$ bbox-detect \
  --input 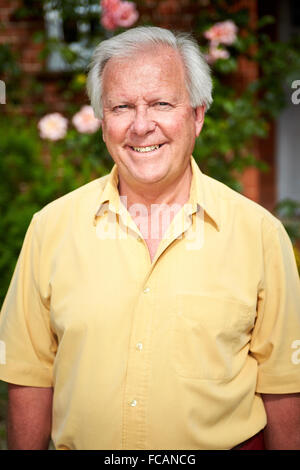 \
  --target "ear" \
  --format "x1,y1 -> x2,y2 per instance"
194,105 -> 206,137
